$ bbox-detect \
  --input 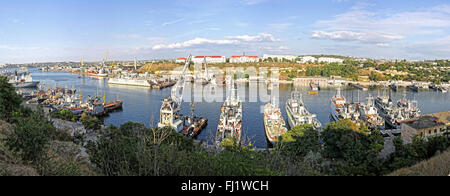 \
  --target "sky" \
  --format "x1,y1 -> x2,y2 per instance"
1,0 -> 450,63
